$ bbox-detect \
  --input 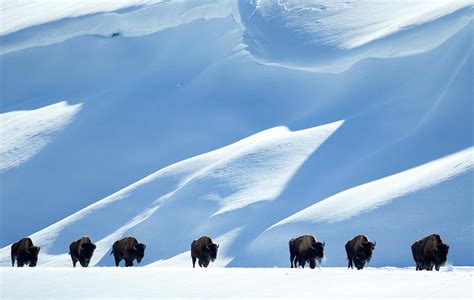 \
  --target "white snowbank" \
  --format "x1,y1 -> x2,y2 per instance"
0,101 -> 82,173
0,0 -> 162,36
243,0 -> 473,72
1,267 -> 472,299
269,146 -> 474,229
256,0 -> 472,49
0,0 -> 241,55
0,121 -> 343,267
